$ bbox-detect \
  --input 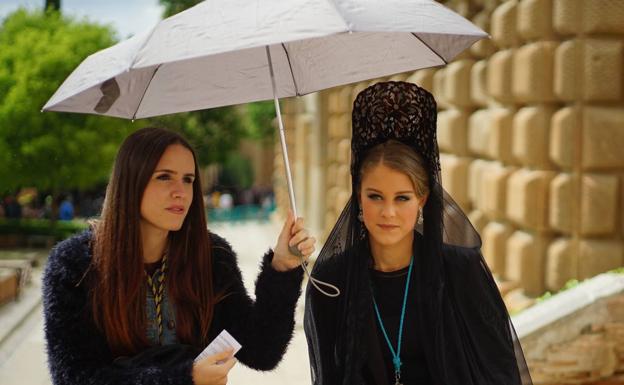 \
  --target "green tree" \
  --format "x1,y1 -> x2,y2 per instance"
45,0 -> 61,11
150,108 -> 248,165
244,101 -> 276,144
220,153 -> 254,190
0,9 -> 135,194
